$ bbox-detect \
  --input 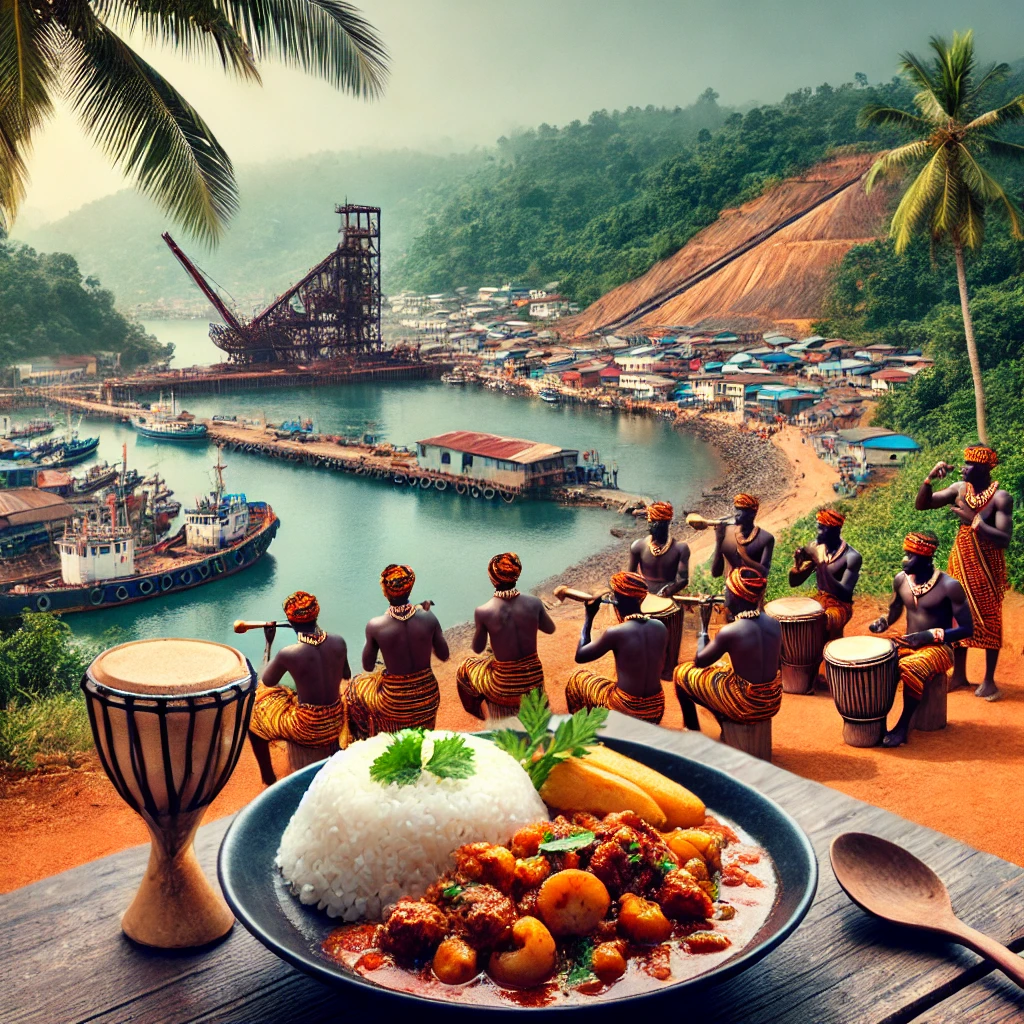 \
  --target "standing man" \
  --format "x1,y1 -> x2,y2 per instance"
456,552 -> 556,718
346,564 -> 449,739
915,445 -> 1013,699
565,571 -> 668,724
248,591 -> 350,786
711,493 -> 775,580
869,532 -> 974,747
789,508 -> 862,640
674,568 -> 783,728
628,500 -> 690,596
